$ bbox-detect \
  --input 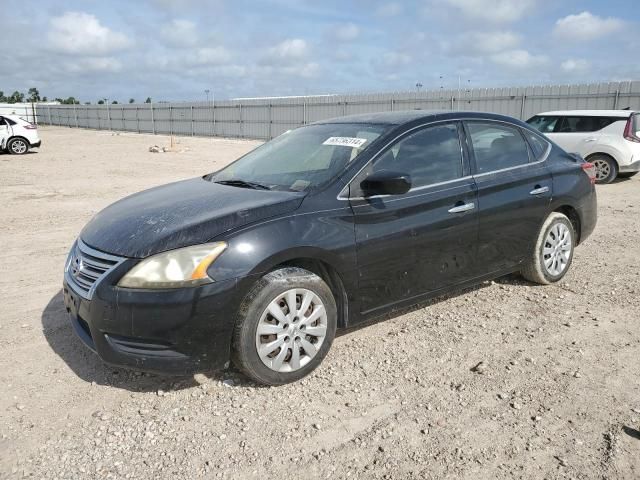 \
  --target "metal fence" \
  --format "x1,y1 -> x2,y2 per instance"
37,81 -> 640,140
1,103 -> 39,123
